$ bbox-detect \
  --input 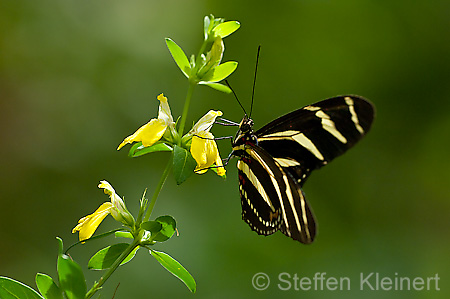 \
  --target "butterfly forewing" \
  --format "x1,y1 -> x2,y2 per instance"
256,96 -> 374,185
236,144 -> 316,244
